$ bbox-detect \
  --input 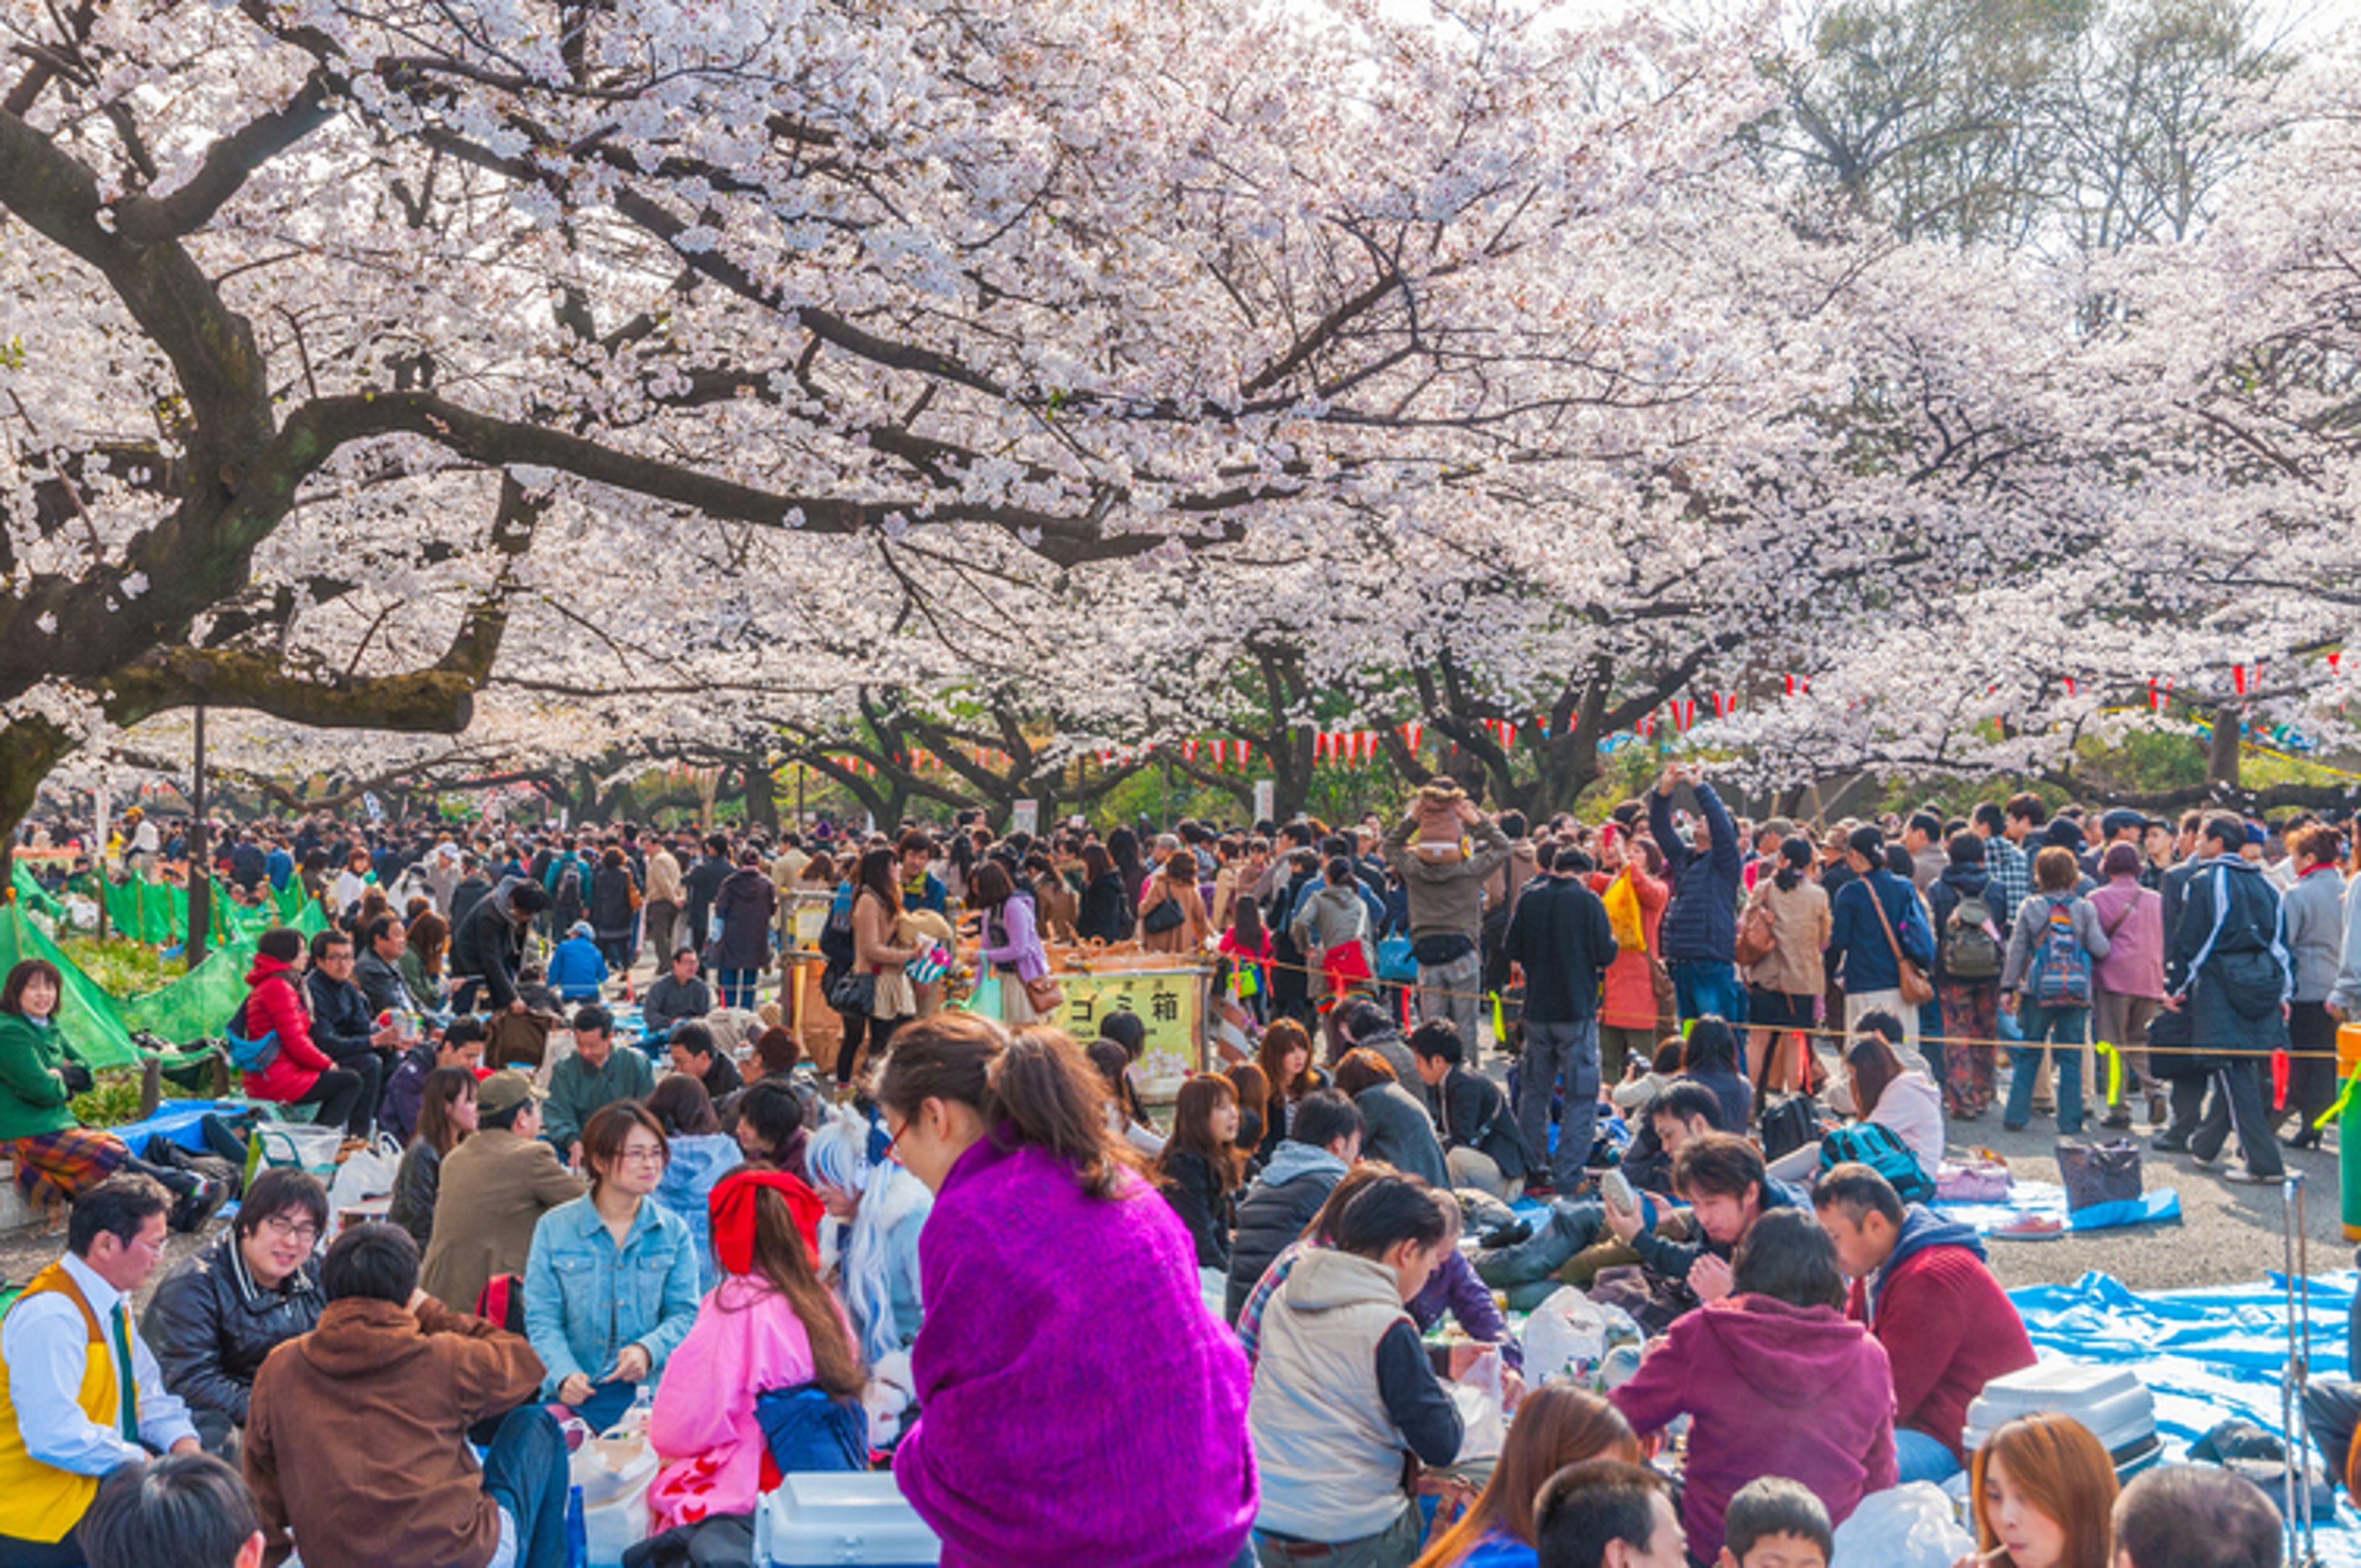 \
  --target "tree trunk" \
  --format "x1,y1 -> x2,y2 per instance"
2206,704 -> 2243,791
741,759 -> 780,832
0,717 -> 73,891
